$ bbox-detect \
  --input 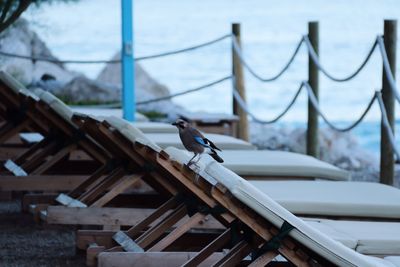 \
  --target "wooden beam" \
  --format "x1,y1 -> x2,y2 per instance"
78,166 -> 125,205
148,212 -> 206,252
31,143 -> 77,174
211,185 -> 311,267
211,240 -> 253,267
126,196 -> 179,237
97,252 -> 224,267
248,251 -> 279,267
45,206 -> 155,226
91,174 -> 143,207
181,228 -> 232,267
0,175 -> 86,191
136,204 -> 187,249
